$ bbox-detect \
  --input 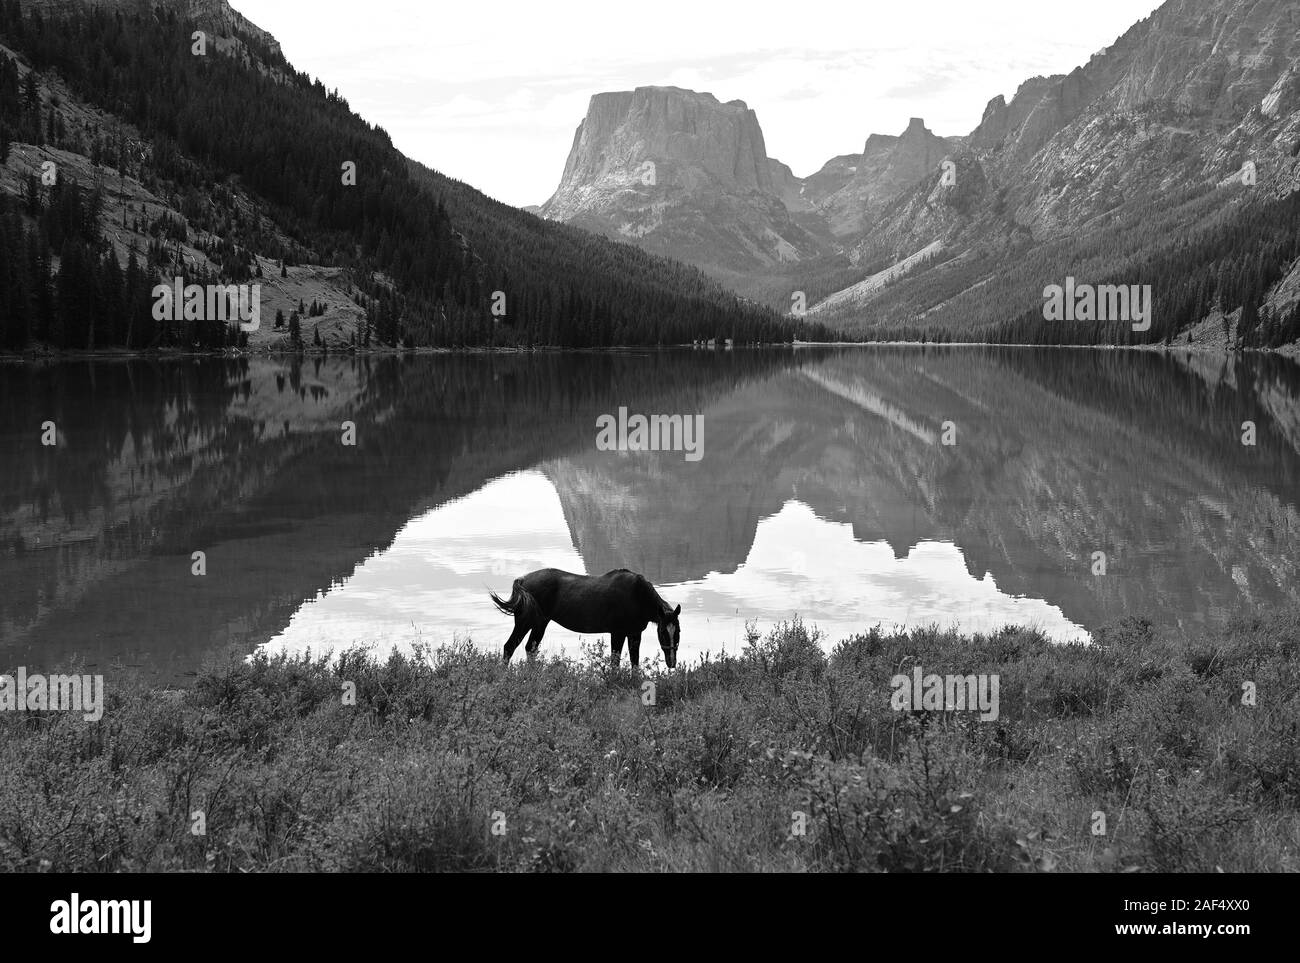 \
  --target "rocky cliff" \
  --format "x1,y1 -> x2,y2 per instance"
808,118 -> 958,238
540,86 -> 836,279
545,87 -> 774,206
